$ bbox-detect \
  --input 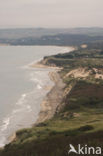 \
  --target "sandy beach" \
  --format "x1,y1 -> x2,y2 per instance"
35,70 -> 65,124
